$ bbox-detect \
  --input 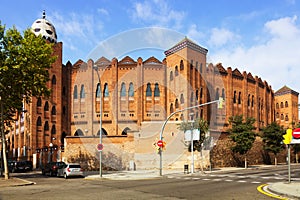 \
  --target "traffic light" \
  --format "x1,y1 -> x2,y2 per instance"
283,128 -> 292,144
218,97 -> 224,109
